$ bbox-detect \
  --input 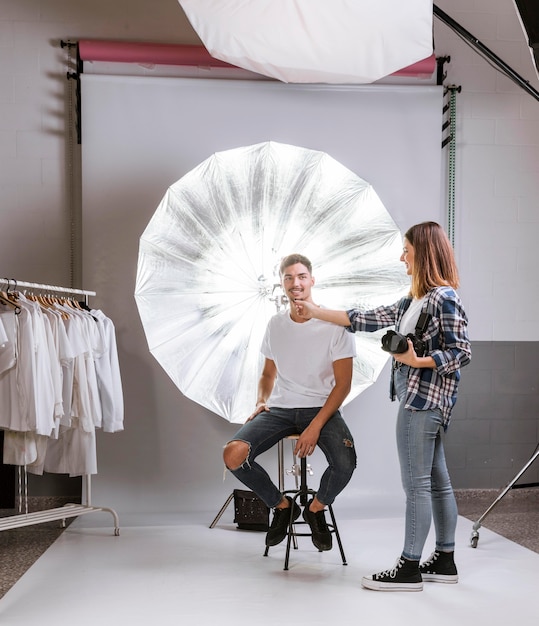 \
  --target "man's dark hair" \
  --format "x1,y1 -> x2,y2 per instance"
279,254 -> 312,276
